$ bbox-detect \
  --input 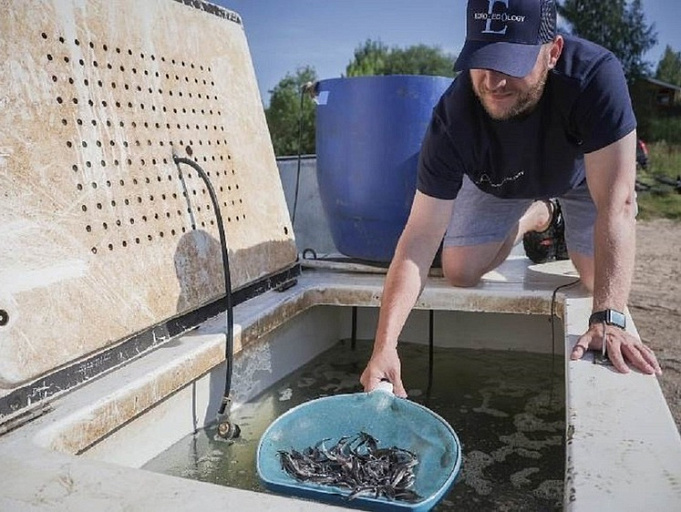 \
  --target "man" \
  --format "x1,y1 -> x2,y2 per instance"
360,0 -> 661,398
